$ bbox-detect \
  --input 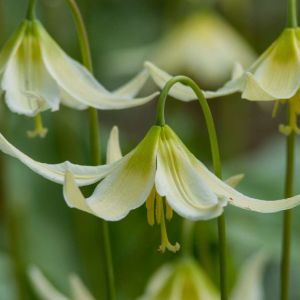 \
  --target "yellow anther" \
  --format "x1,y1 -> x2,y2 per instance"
165,201 -> 173,221
146,188 -> 156,226
155,193 -> 163,225
158,197 -> 180,253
